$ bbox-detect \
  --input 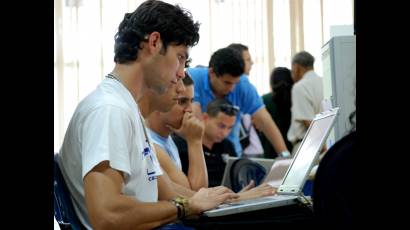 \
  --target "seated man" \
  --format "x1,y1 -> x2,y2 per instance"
145,87 -> 275,201
145,74 -> 208,191
57,1 -> 237,229
173,98 -> 238,187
